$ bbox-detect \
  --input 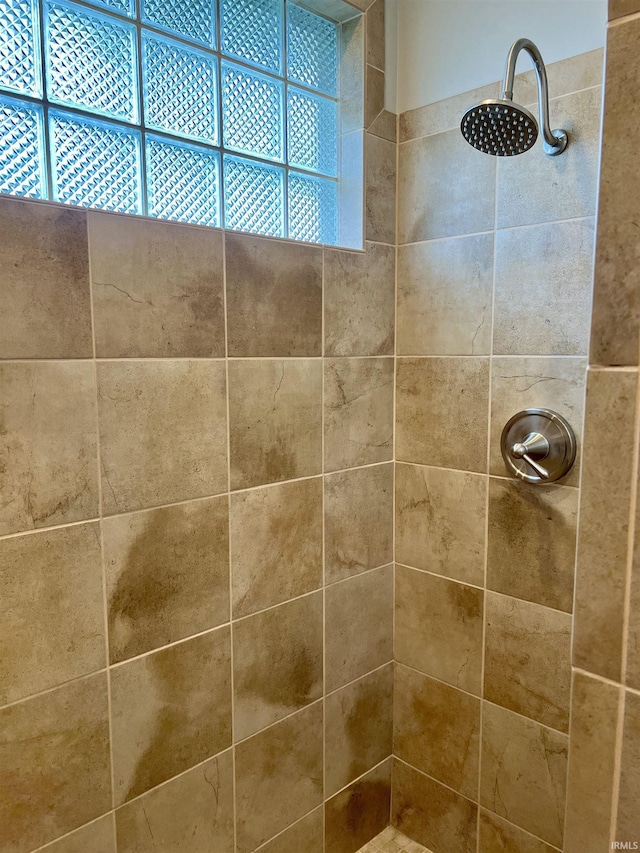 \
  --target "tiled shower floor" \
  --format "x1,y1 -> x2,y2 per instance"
357,826 -> 432,853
